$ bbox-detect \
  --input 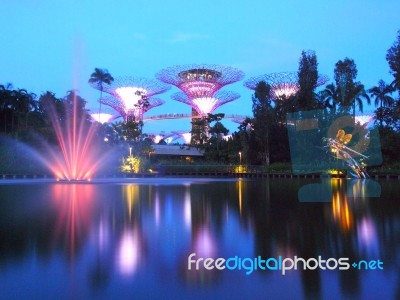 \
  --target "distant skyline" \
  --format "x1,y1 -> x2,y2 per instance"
1,0 -> 399,134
